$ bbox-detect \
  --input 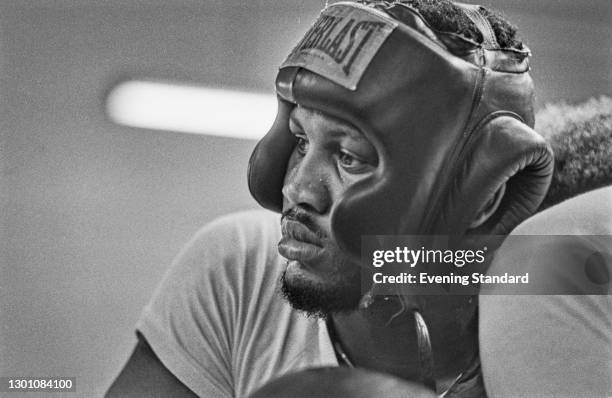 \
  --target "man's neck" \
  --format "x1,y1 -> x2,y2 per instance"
329,296 -> 479,390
